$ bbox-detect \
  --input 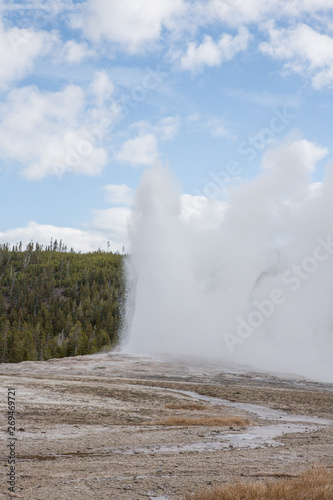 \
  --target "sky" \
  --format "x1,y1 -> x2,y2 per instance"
0,0 -> 333,252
